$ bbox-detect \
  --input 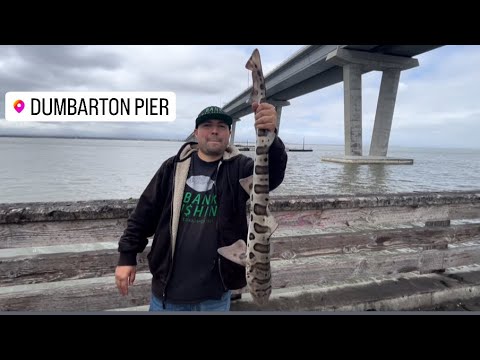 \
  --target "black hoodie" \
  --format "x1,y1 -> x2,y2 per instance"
118,136 -> 288,301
